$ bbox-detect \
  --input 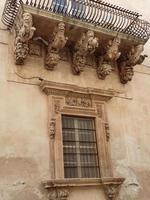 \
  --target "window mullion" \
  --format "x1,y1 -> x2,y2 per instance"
74,118 -> 82,178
